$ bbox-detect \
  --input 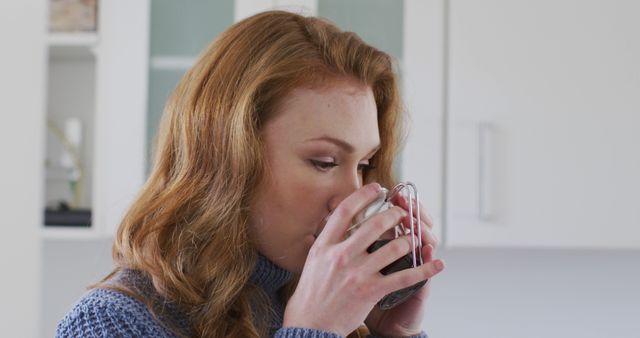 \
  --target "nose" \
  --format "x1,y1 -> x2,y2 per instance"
327,168 -> 363,212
